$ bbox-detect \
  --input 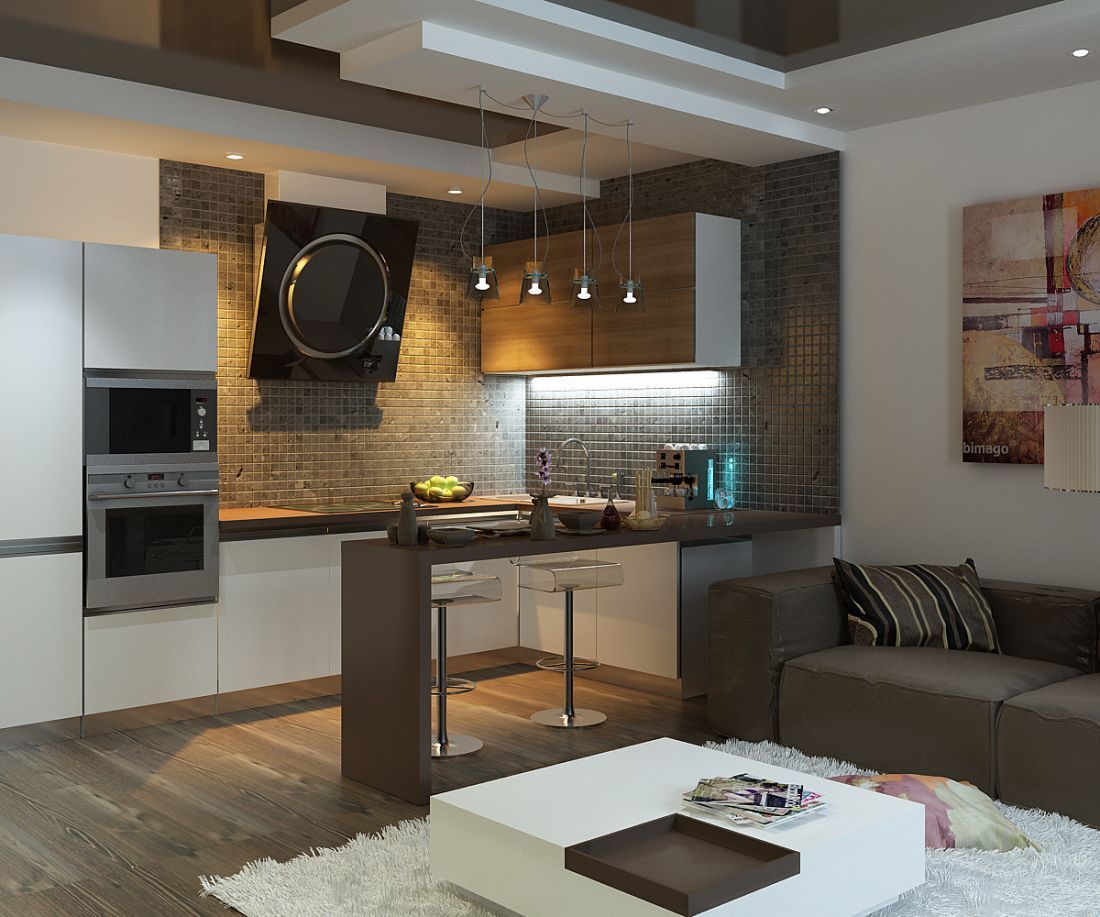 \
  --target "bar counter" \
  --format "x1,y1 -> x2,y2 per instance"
341,509 -> 840,805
